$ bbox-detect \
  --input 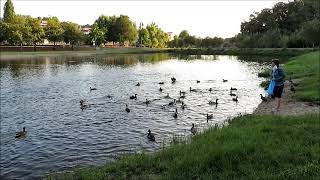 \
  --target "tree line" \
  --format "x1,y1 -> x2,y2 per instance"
0,0 -> 319,49
230,0 -> 320,48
